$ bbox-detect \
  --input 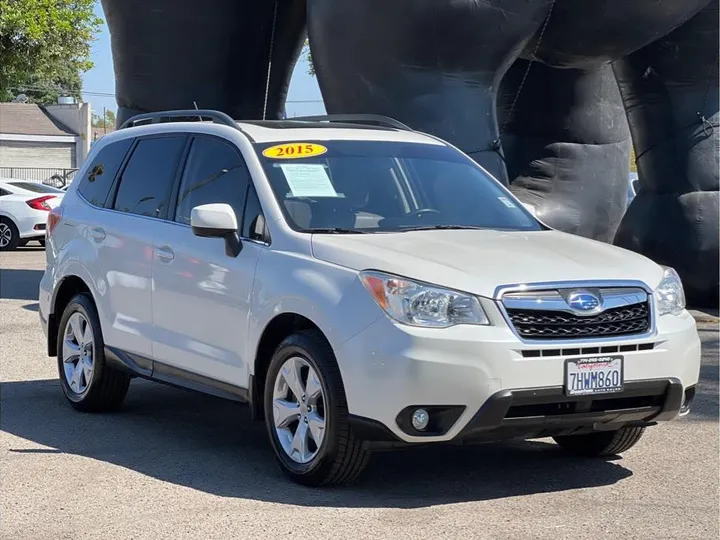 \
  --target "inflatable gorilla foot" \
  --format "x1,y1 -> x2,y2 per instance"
613,1 -> 719,307
308,0 -> 555,183
102,0 -> 307,126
